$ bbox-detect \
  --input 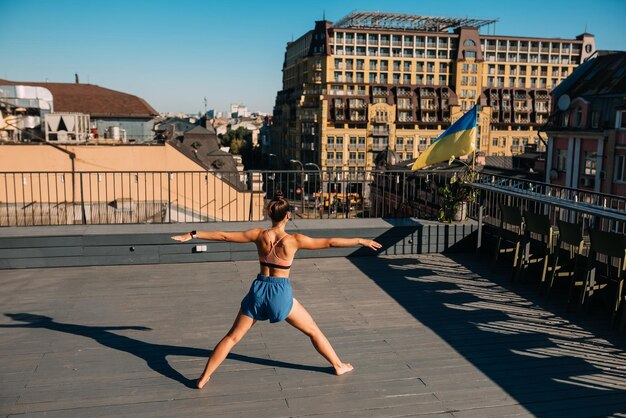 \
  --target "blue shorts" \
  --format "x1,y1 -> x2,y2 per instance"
241,275 -> 294,323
